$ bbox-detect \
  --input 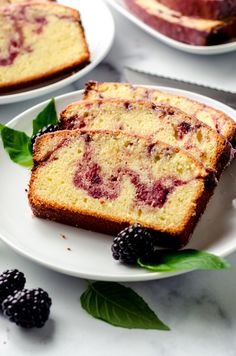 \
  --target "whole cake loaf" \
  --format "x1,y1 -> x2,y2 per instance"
158,0 -> 236,20
60,99 -> 230,176
84,81 -> 236,146
28,130 -> 215,248
0,2 -> 90,91
125,0 -> 236,45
